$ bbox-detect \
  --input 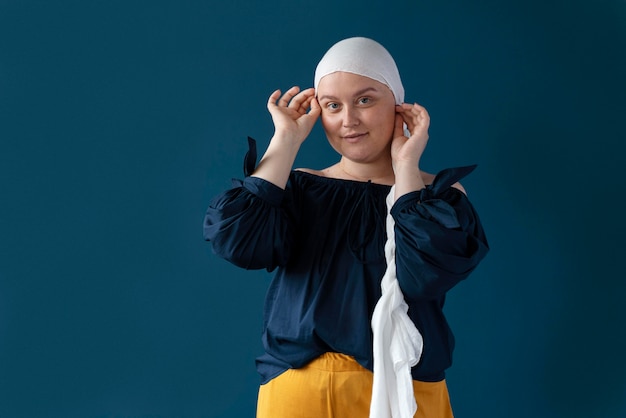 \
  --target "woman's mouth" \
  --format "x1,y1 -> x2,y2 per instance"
343,133 -> 367,143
